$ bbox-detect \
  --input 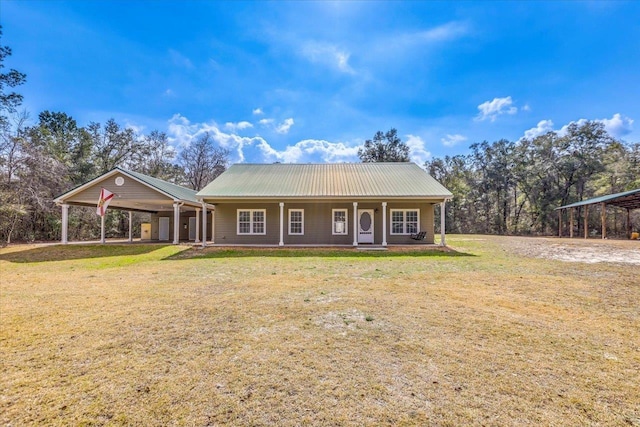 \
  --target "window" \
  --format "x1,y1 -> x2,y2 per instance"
288,209 -> 304,235
332,209 -> 348,235
237,209 -> 266,235
390,209 -> 420,235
